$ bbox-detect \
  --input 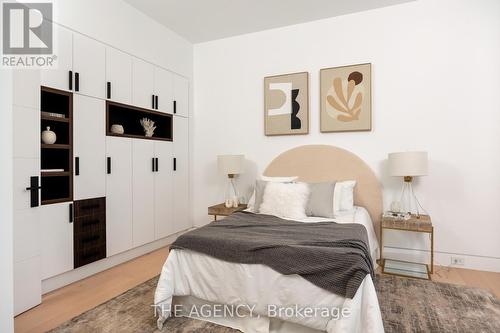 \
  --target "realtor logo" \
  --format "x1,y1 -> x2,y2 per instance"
3,2 -> 52,54
2,1 -> 55,67
3,2 -> 52,55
